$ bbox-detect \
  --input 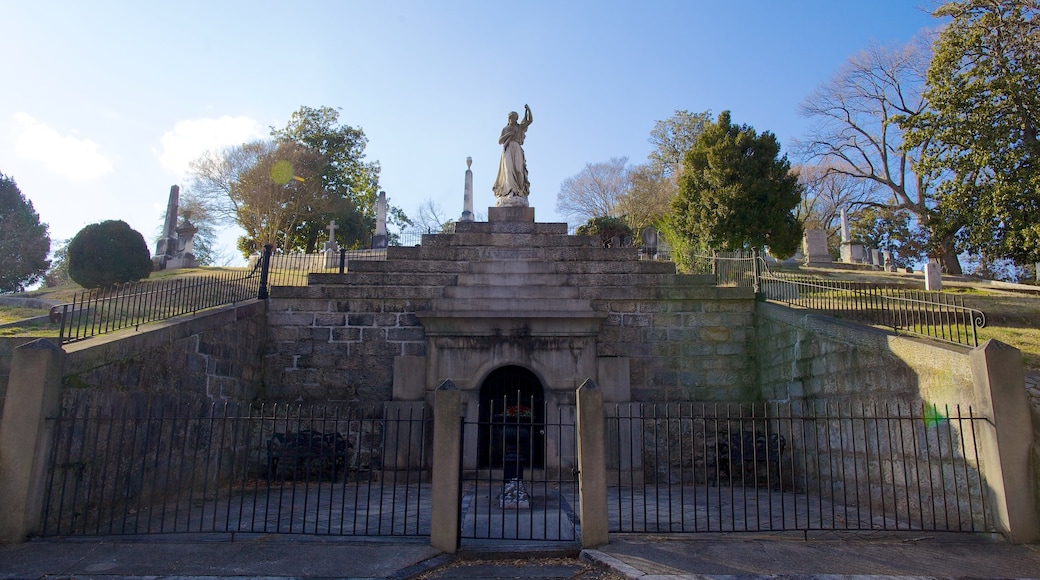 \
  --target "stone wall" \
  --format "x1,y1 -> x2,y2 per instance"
756,302 -> 975,408
264,290 -> 430,403
62,300 -> 267,405
595,291 -> 757,402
